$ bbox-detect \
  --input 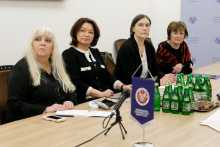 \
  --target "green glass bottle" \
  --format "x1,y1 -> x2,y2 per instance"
186,75 -> 191,87
176,74 -> 181,84
190,74 -> 194,89
182,86 -> 191,115
162,84 -> 171,113
201,76 -> 209,101
198,75 -> 203,89
177,83 -> 183,111
154,82 -> 161,111
180,73 -> 185,91
189,84 -> 194,113
207,75 -> 212,101
194,76 -> 201,102
171,85 -> 180,114
168,82 -> 173,100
